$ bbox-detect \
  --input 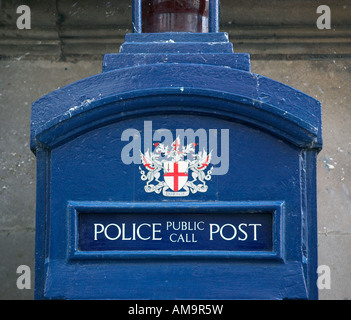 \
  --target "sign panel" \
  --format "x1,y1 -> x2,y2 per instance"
78,211 -> 273,252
